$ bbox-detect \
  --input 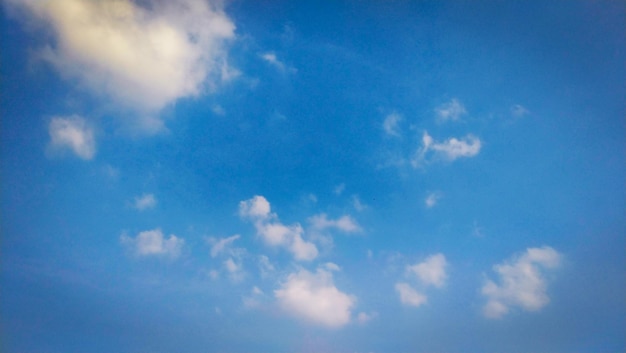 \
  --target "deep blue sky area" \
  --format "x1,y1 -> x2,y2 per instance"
1,1 -> 624,352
